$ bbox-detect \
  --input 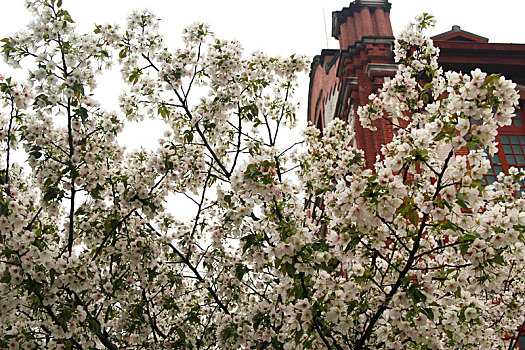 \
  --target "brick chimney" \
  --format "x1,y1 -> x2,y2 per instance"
332,0 -> 393,50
